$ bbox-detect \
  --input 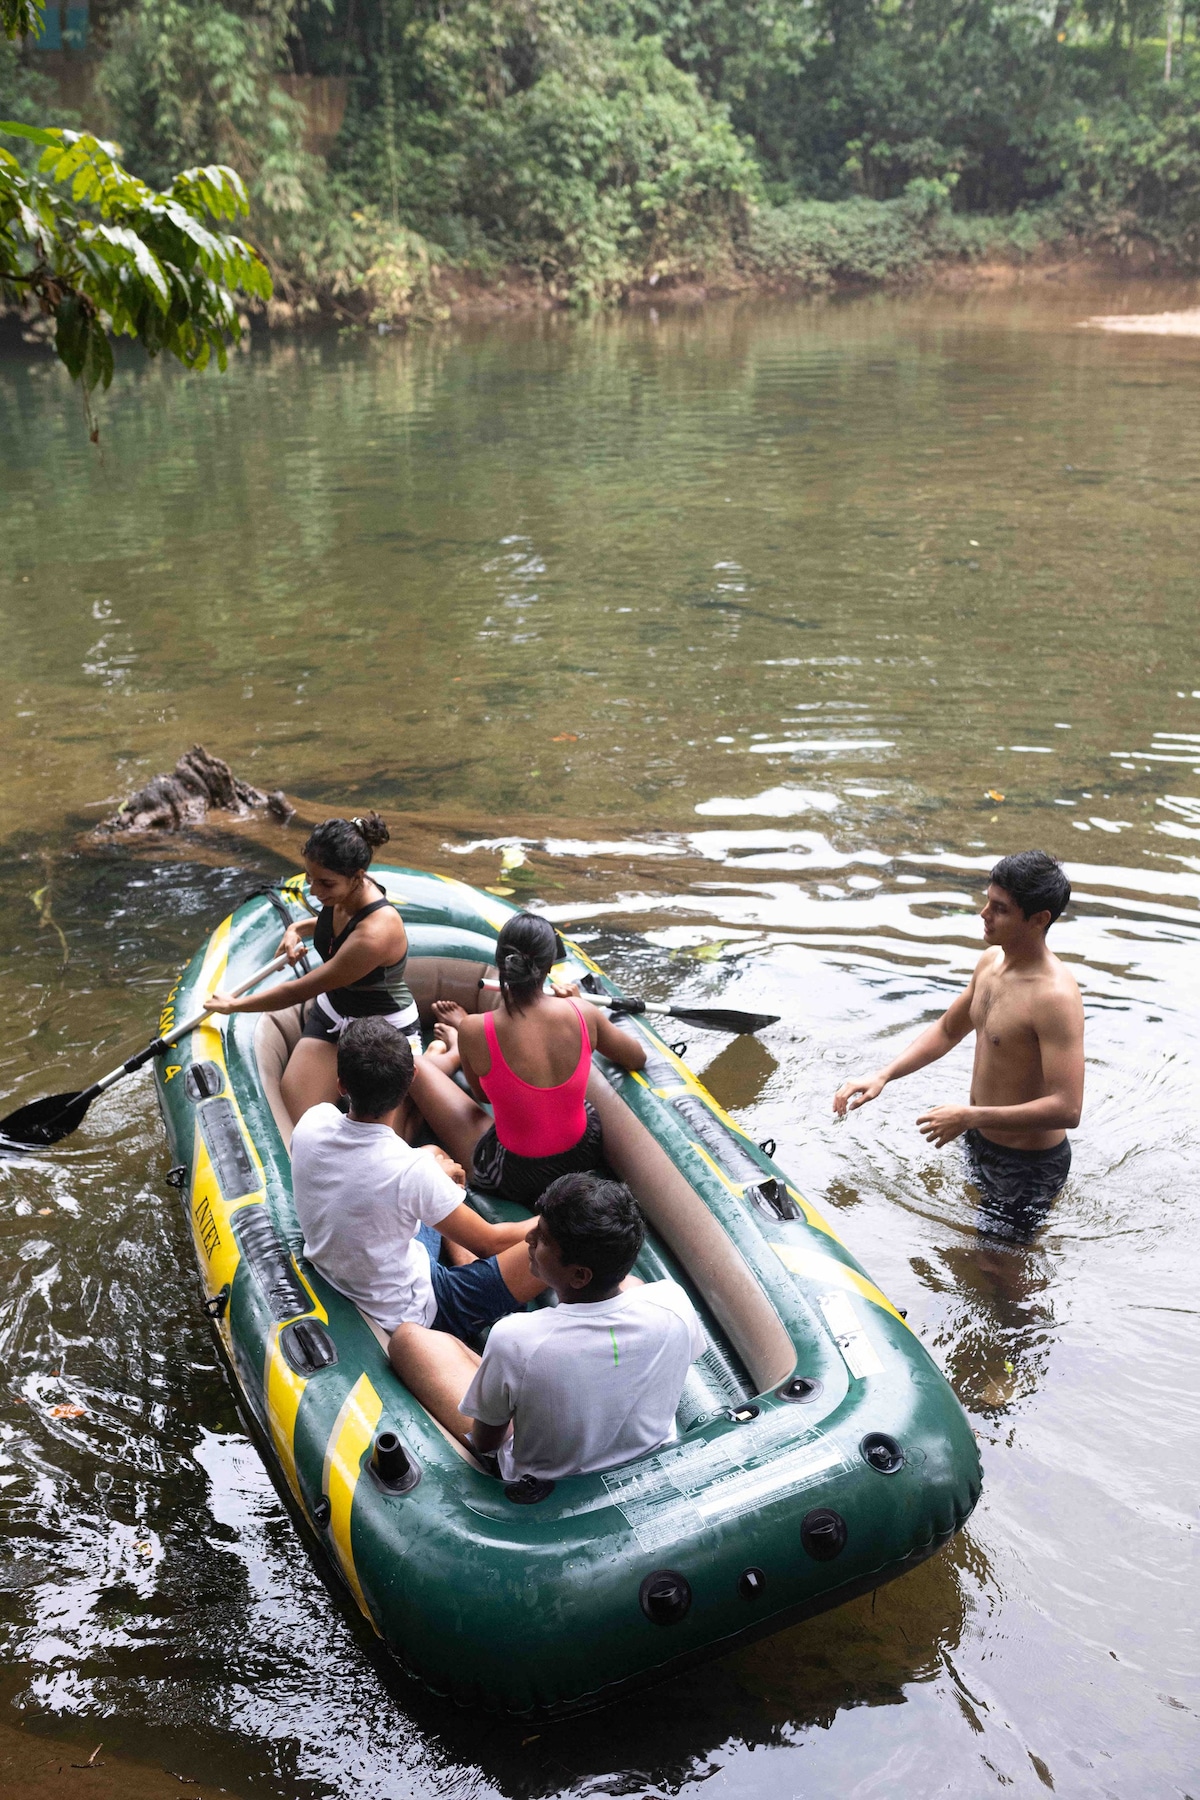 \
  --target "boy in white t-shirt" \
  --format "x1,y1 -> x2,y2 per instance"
292,1017 -> 546,1343
389,1172 -> 705,1481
